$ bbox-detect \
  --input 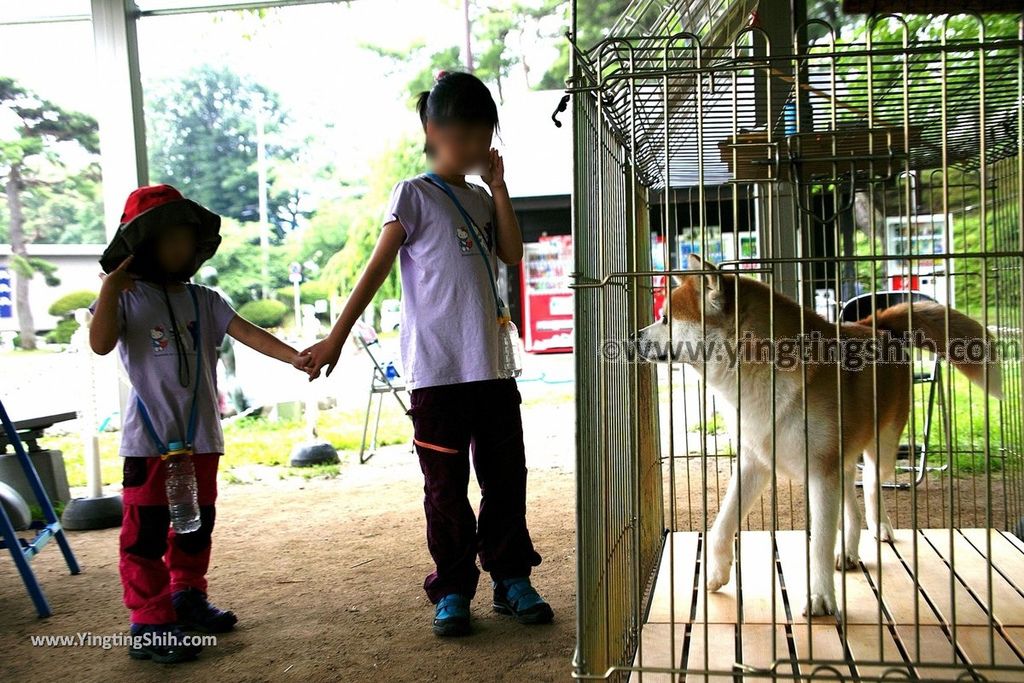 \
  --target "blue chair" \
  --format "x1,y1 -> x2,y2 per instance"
839,290 -> 951,489
0,398 -> 80,617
